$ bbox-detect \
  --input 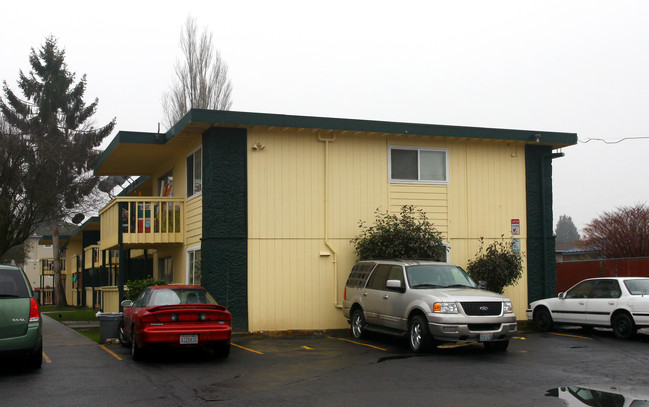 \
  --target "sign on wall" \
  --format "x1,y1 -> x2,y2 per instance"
511,219 -> 520,235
